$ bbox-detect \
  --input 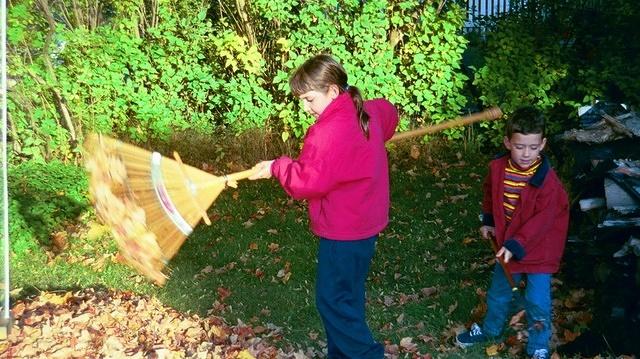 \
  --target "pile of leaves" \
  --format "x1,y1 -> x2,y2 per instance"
0,284 -> 613,359
0,288 -> 304,359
